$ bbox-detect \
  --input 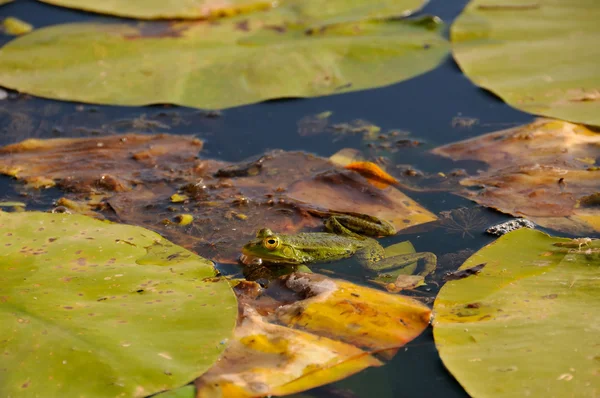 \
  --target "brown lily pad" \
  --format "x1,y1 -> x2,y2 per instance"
0,134 -> 436,263
432,119 -> 600,235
